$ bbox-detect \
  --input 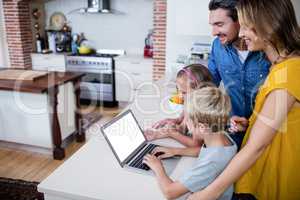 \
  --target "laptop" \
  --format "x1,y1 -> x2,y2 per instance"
101,109 -> 179,174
